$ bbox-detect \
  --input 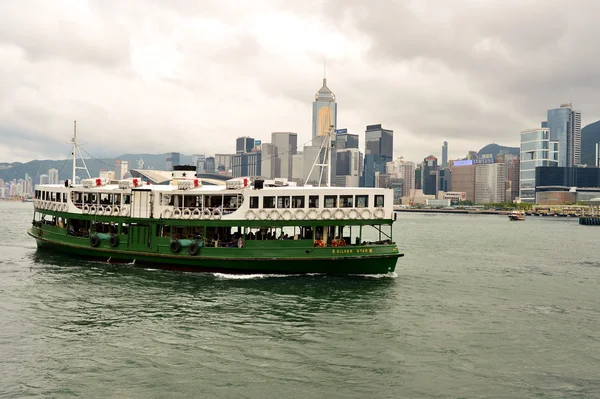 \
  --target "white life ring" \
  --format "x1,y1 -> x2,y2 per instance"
63,203 -> 68,212
321,209 -> 332,220
348,209 -> 359,219
121,207 -> 129,217
306,209 -> 318,220
90,205 -> 97,214
98,206 -> 105,215
269,209 -> 280,221
361,209 -> 372,219
334,208 -> 345,220
212,209 -> 222,220
202,209 -> 212,220
245,210 -> 256,220
258,209 -> 268,220
162,208 -> 172,219
83,204 -> 90,214
173,208 -> 182,219
112,206 -> 120,216
192,208 -> 201,219
183,208 -> 192,219
282,210 -> 292,221
105,206 -> 112,216
294,209 -> 305,220
49,202 -> 55,211
374,208 -> 385,219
